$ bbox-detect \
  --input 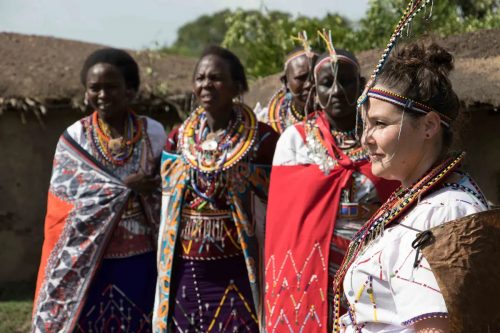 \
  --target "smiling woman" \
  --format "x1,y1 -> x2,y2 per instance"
153,45 -> 279,333
334,41 -> 490,333
32,48 -> 167,333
